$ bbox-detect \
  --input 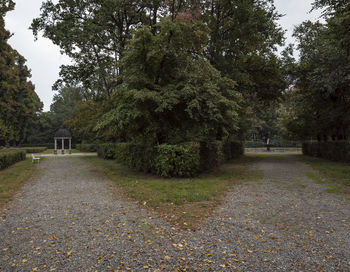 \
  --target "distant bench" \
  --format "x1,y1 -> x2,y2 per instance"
31,154 -> 40,163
